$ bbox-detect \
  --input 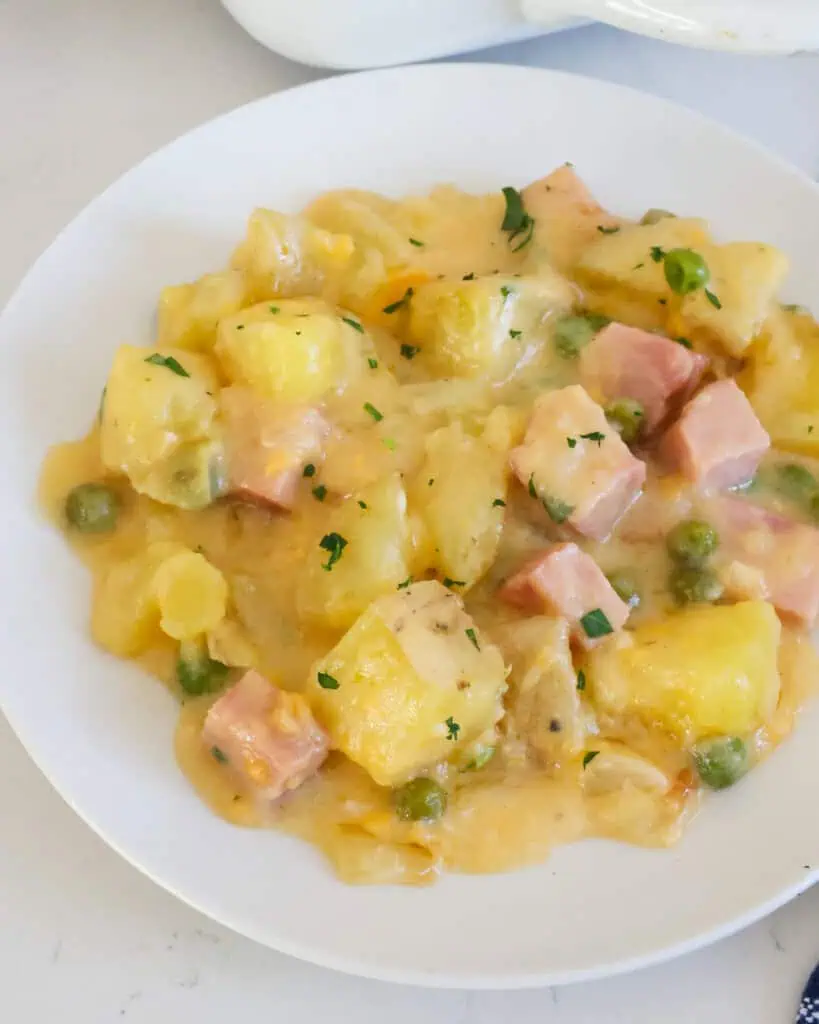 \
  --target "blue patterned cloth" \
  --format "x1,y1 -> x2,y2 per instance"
798,962 -> 819,1022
